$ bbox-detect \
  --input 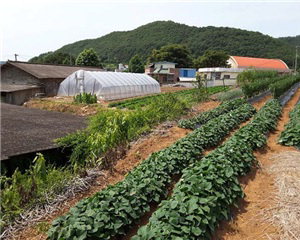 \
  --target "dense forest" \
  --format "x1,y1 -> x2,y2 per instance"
30,21 -> 297,67
279,35 -> 300,47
